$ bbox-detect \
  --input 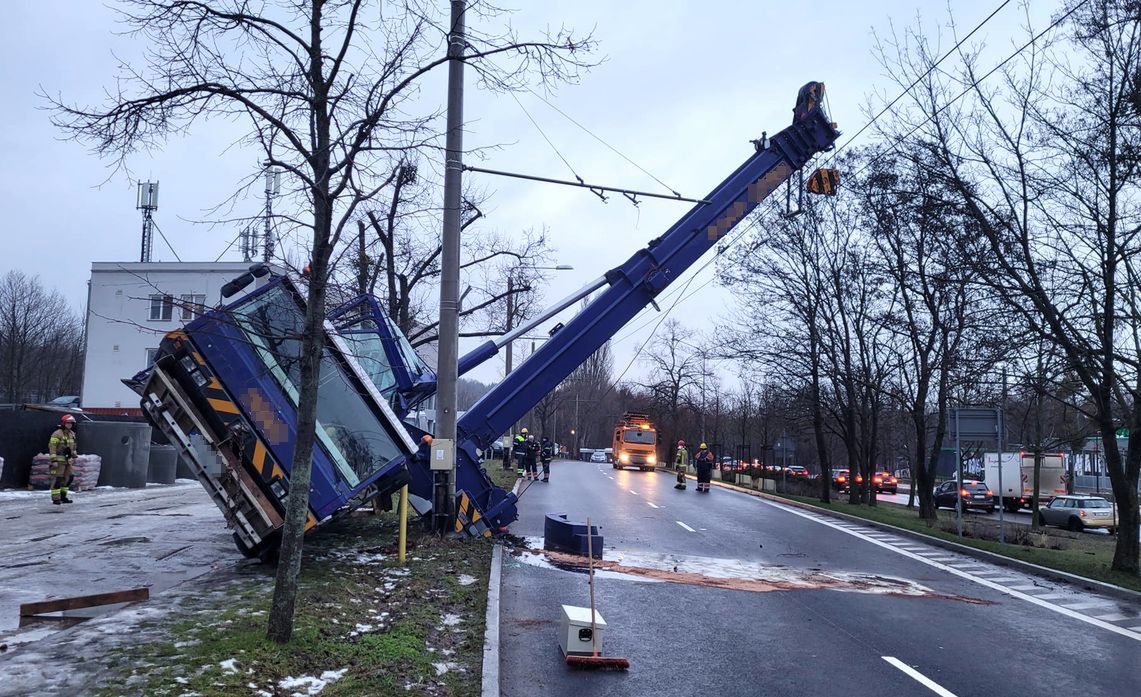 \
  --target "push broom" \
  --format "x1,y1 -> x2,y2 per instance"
565,517 -> 630,671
